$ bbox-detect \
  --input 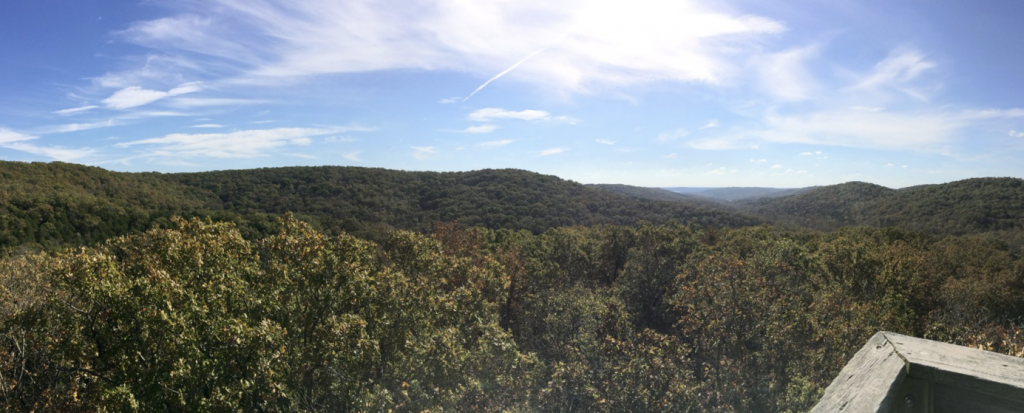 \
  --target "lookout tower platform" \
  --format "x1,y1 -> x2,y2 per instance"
811,331 -> 1024,412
